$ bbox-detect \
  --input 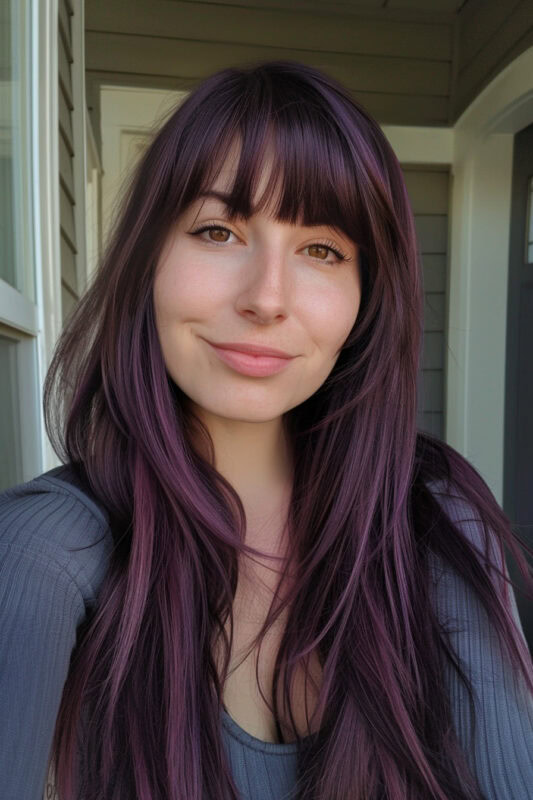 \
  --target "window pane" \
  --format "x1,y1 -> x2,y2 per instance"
0,333 -> 23,491
0,0 -> 35,301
